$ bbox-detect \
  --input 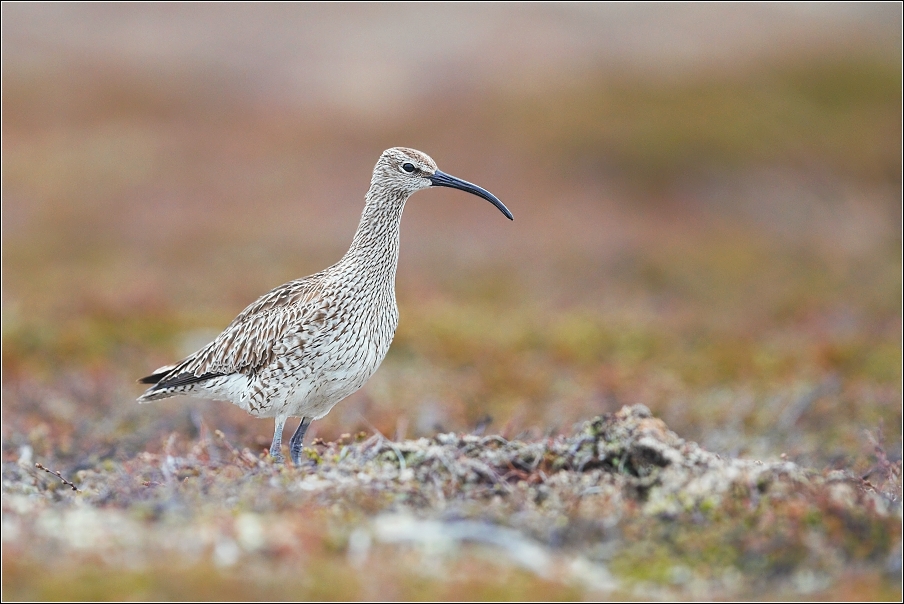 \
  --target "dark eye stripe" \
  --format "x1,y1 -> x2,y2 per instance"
402,162 -> 416,173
